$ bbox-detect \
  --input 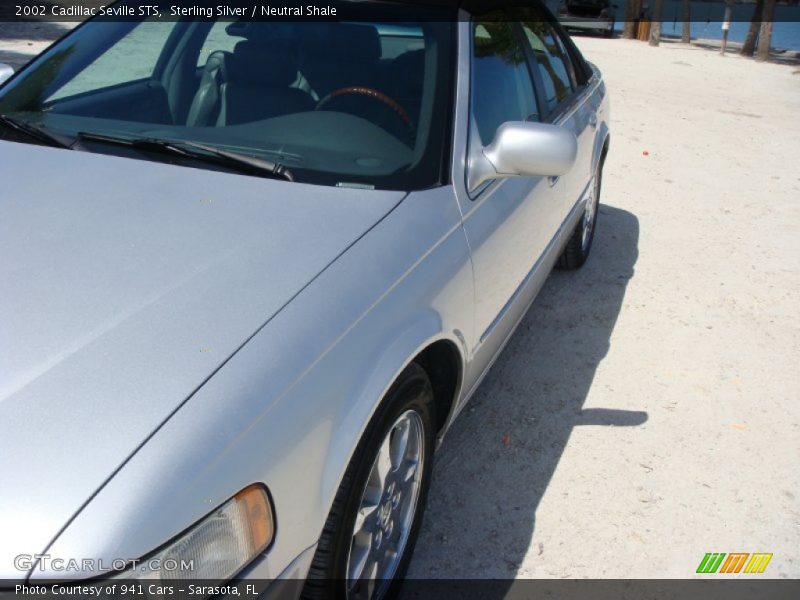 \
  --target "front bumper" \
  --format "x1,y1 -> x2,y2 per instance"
235,544 -> 317,600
